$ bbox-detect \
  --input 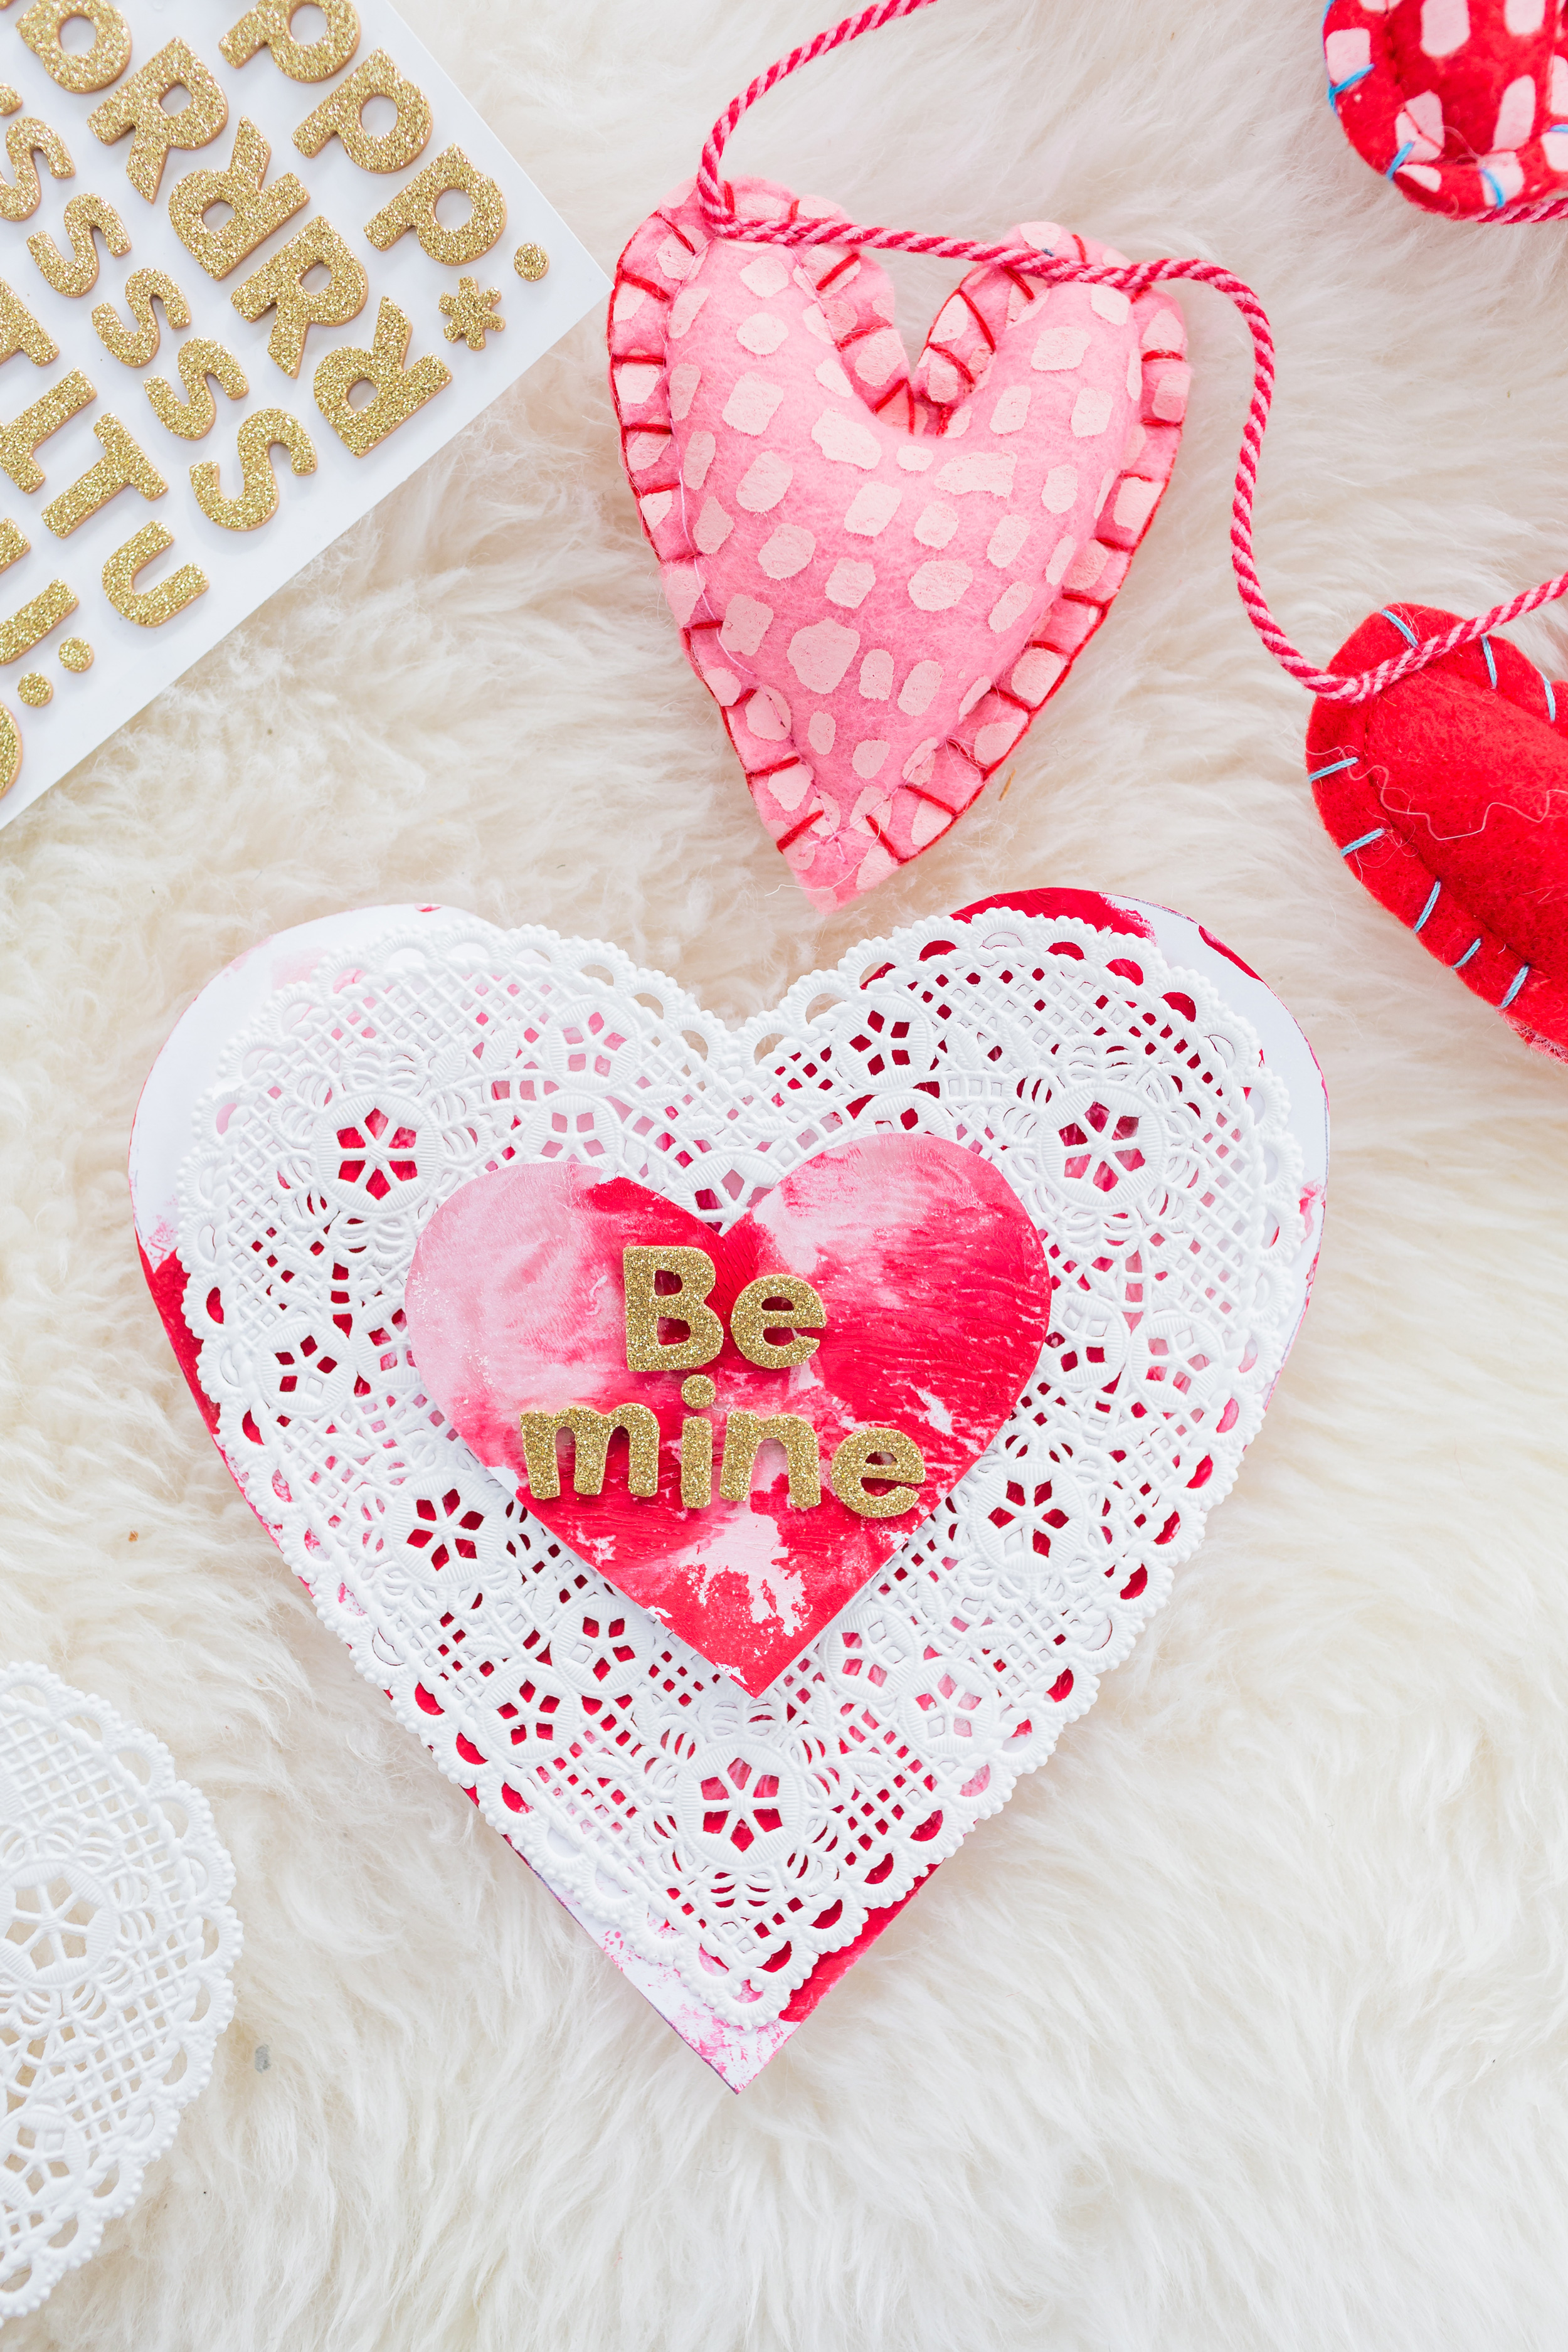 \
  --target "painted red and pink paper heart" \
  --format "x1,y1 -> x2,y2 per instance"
611,177 -> 1189,907
130,893 -> 1324,2085
404,1141 -> 1048,1693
